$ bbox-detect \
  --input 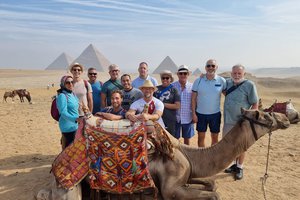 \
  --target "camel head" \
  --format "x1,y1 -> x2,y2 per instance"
241,108 -> 290,136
